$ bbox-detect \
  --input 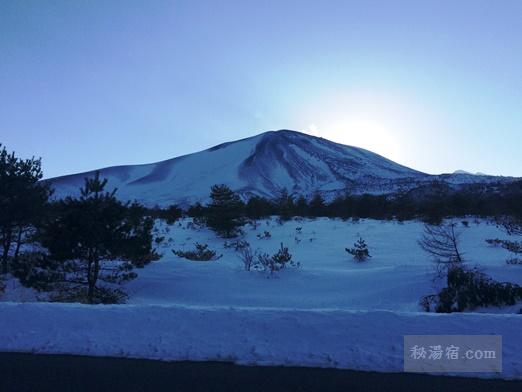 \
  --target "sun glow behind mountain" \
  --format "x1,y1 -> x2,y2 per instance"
293,90 -> 414,163
307,118 -> 400,161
